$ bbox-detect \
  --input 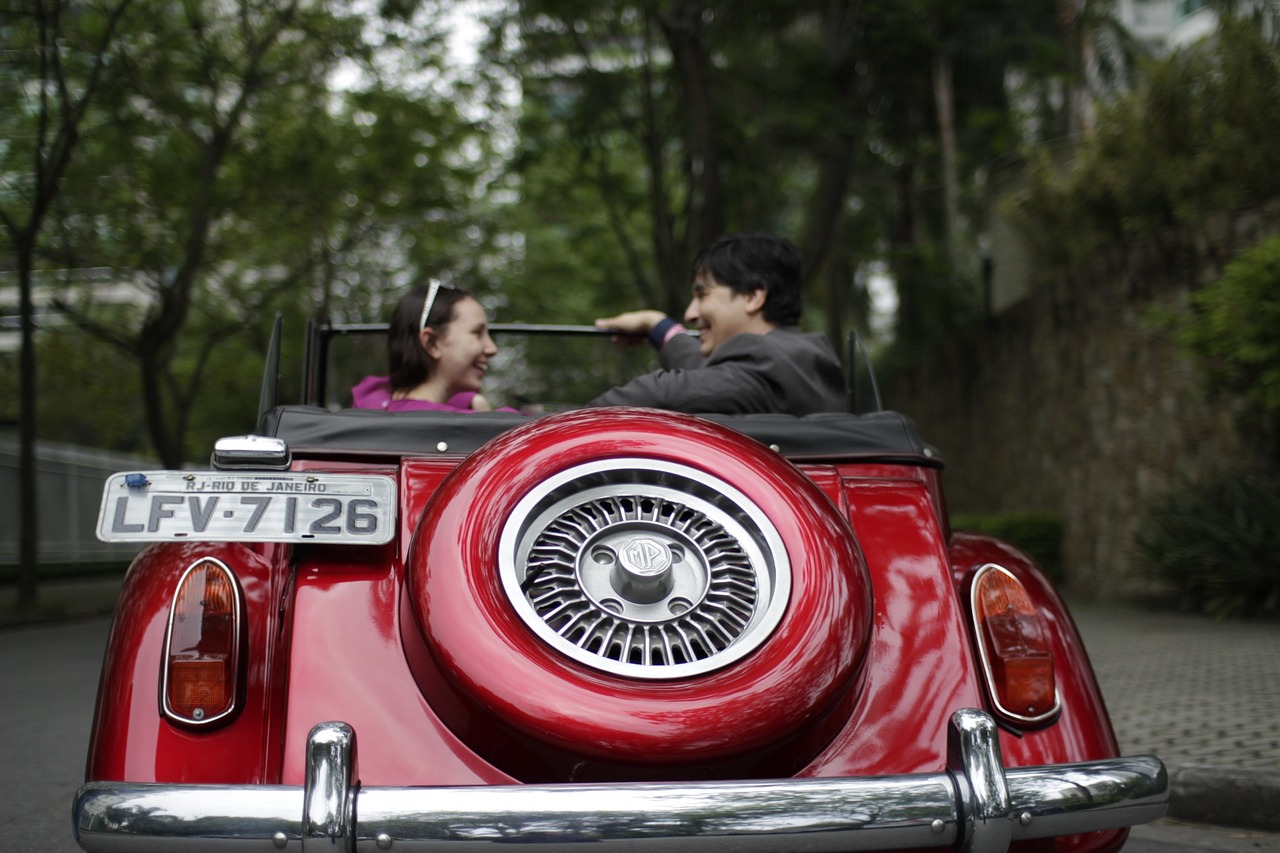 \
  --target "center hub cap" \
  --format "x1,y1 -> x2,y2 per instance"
612,536 -> 676,604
